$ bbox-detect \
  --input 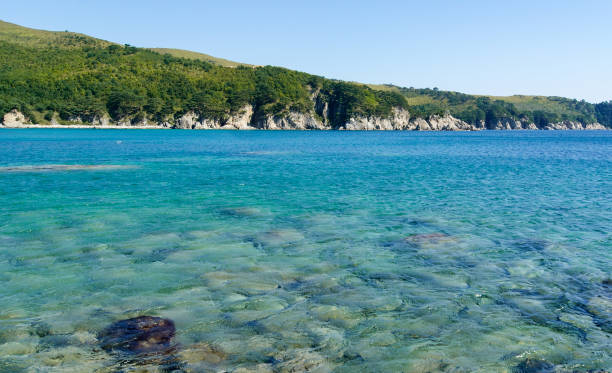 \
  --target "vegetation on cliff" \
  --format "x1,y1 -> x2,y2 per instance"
370,85 -> 612,128
0,20 -> 610,128
0,20 -> 407,127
